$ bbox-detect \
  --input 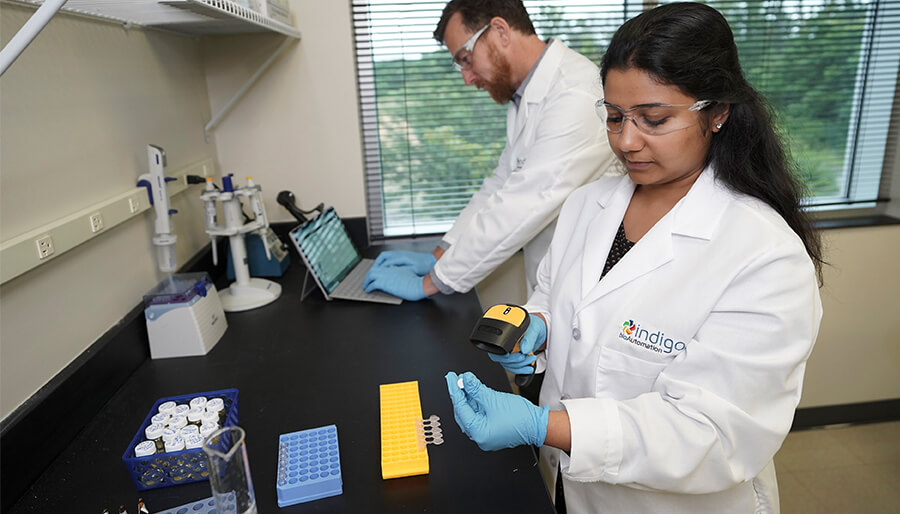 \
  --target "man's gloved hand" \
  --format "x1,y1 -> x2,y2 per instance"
373,250 -> 437,275
445,371 -> 549,451
488,314 -> 546,375
363,265 -> 427,301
